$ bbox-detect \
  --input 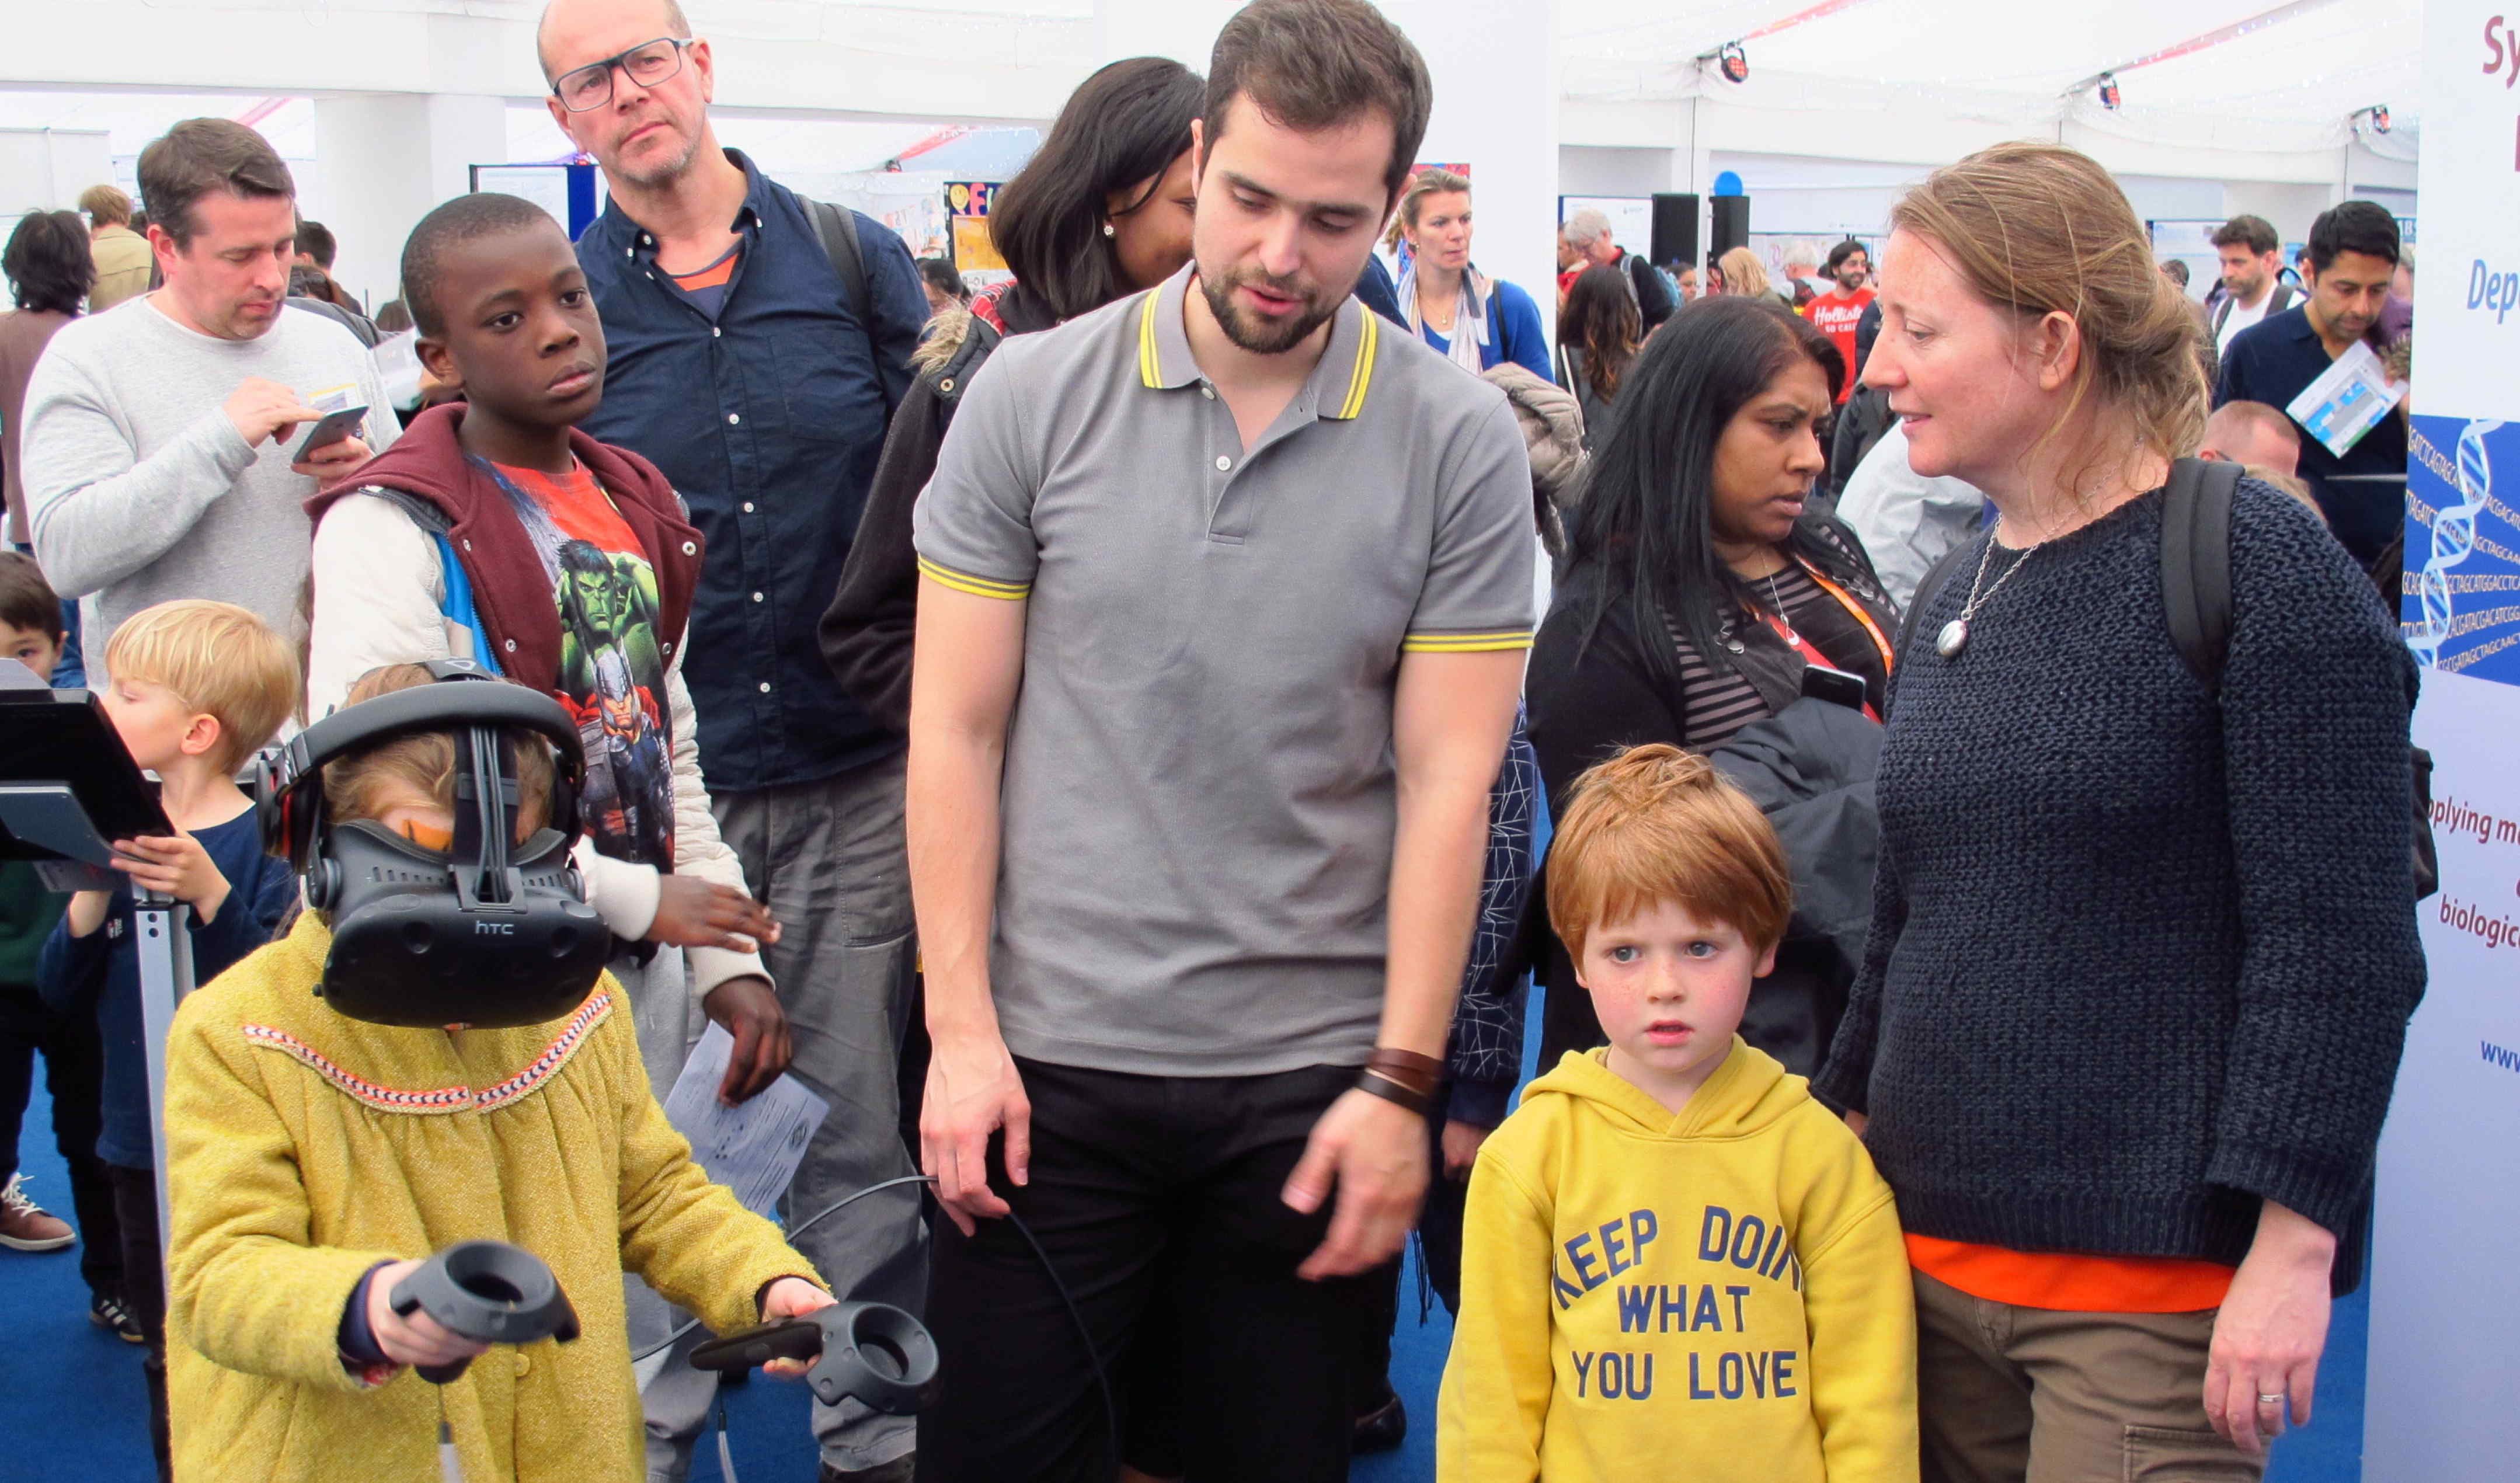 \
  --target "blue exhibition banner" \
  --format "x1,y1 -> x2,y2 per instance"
2406,413 -> 2520,684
